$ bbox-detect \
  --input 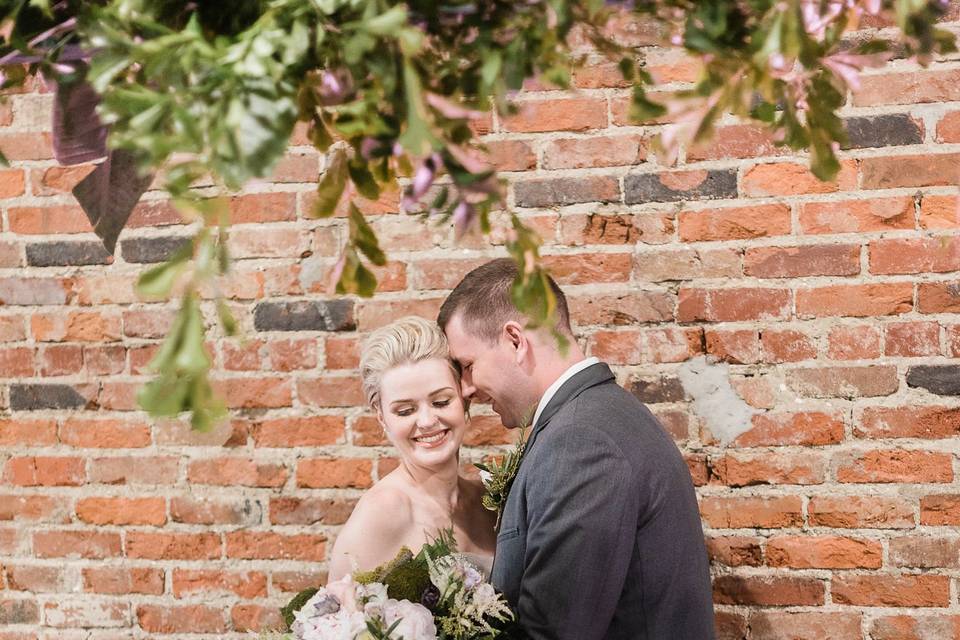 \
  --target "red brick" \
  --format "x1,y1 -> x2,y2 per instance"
31,311 -> 122,342
172,569 -> 267,599
762,329 -> 817,362
723,412 -> 845,447
271,570 -> 328,593
709,452 -> 827,487
298,376 -> 364,408
569,291 -> 674,326
126,532 -> 222,560
33,531 -> 122,559
836,449 -> 953,484
884,321 -> 941,357
800,197 -> 915,234
137,605 -> 226,634
706,536 -> 763,567
705,329 -> 761,364
919,194 -> 960,230
83,345 -> 126,375
500,98 -> 607,133
699,495 -> 803,529
29,165 -> 94,196
832,575 -> 950,607
809,496 -> 915,529
678,287 -> 790,322
687,124 -> 784,162
122,308 -> 175,338
745,244 -> 860,278
920,494 -> 960,525
748,612 -> 863,640
268,338 -> 318,371
252,416 -> 344,447
40,345 -> 85,378
788,365 -> 898,398
82,567 -> 164,595
170,496 -> 262,526
570,60 -> 635,88
484,140 -> 536,172
4,457 -> 85,486
796,283 -> 913,318
73,274 -> 138,305
4,564 -> 62,592
0,419 -> 56,446
0,132 -> 54,160
541,134 -> 647,169
766,536 -> 882,569
853,68 -> 960,106
0,598 -> 39,626
0,315 -> 26,342
918,282 -> 960,313
0,169 -> 24,198
59,418 -> 151,449
936,109 -> 960,142
225,531 -> 326,561
589,328 -> 702,364
352,415 -> 389,446
76,497 -> 167,526
828,325 -> 881,360
741,160 -> 858,197
889,535 -> 960,569
679,202 -> 794,243
713,575 -> 825,606
949,324 -> 960,357
861,152 -> 960,189
7,206 -> 92,234
296,458 -> 373,489
231,604 -> 285,633
187,458 -> 288,488
870,237 -> 960,275
0,347 -> 34,377
229,226 -> 309,259
357,298 -> 443,331
153,417 -> 247,447
869,614 -> 960,640
324,336 -> 360,369
228,193 -> 296,223
89,456 -> 179,485
127,199 -> 184,227
542,252 -> 632,284
215,377 -> 293,409
560,212 -> 669,247
269,496 -> 357,525
0,494 -> 69,523
633,248 -> 741,282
